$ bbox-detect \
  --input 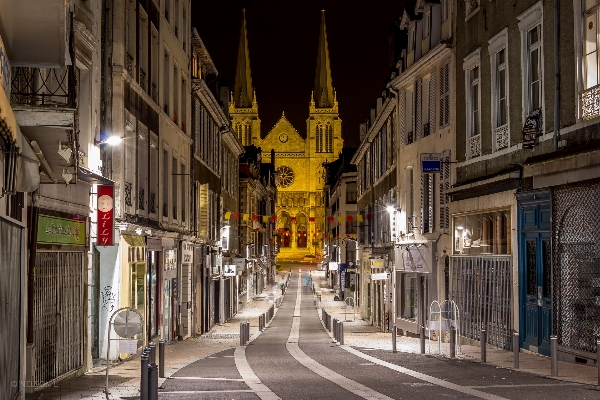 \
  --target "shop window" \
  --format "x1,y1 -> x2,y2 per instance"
401,273 -> 418,321
453,209 -> 511,255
